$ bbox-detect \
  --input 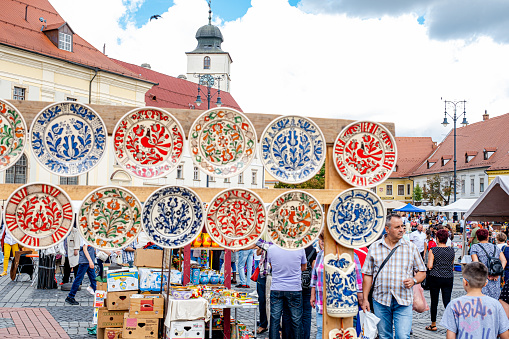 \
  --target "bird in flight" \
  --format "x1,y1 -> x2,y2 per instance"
150,14 -> 162,21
